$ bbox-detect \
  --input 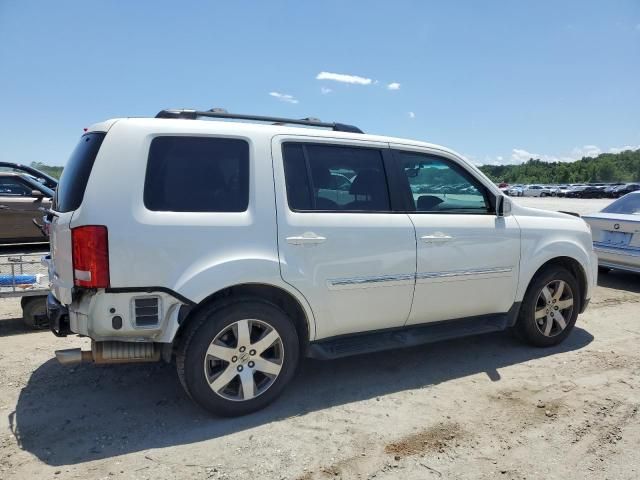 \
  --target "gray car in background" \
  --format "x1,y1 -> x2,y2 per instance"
583,192 -> 640,274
